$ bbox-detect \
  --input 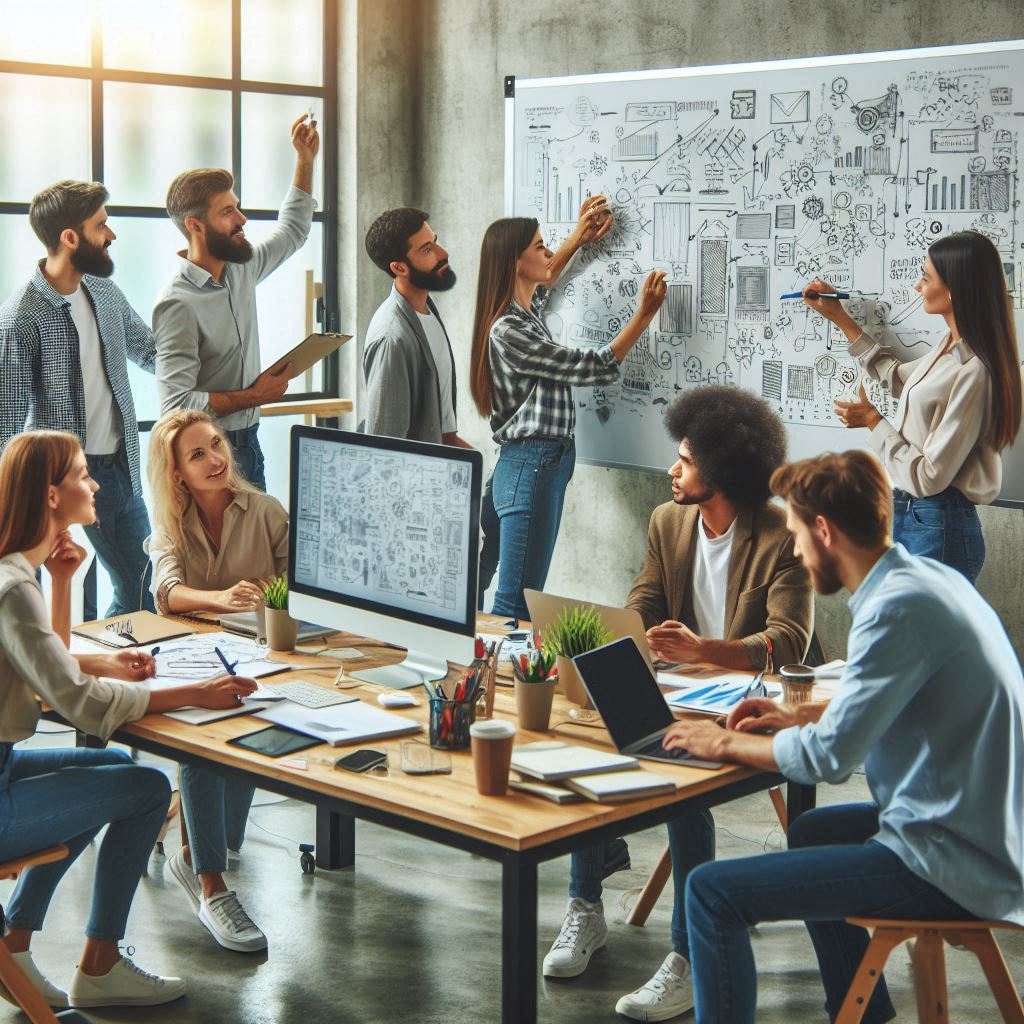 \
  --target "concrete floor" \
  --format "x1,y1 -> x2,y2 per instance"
2,732 -> 1021,1023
